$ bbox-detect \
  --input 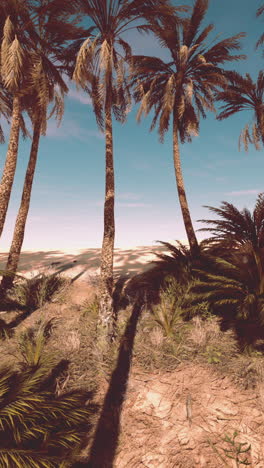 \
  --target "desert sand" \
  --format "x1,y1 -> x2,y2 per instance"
0,245 -> 168,281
